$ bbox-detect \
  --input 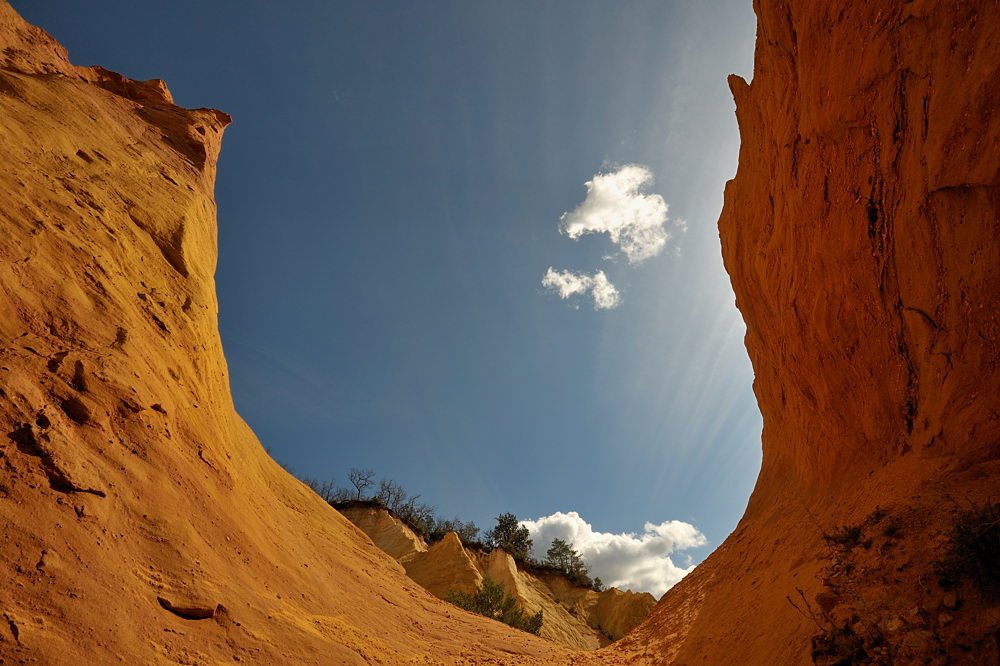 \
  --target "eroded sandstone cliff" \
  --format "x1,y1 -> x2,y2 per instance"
0,3 -> 570,663
607,1 -> 1000,663
1,0 -> 997,664
337,503 -> 656,650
